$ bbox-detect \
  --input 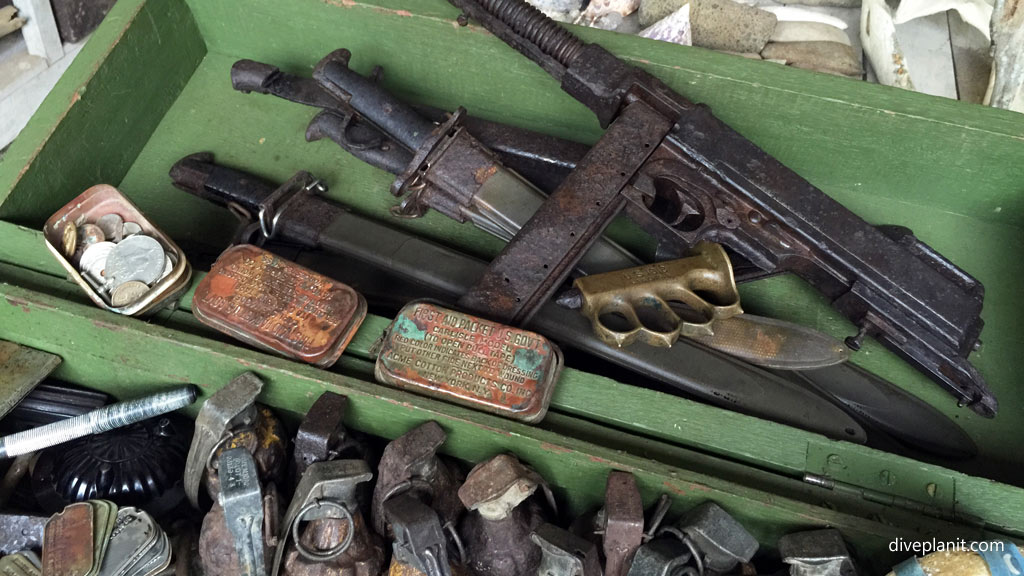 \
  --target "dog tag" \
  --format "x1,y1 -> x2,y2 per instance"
43,503 -> 95,576
96,507 -> 157,576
